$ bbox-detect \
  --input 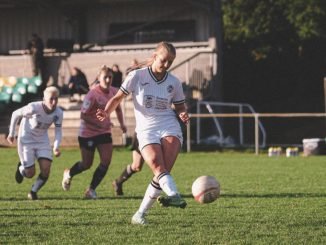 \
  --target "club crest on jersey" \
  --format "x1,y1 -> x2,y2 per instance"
167,85 -> 174,93
82,100 -> 91,110
144,95 -> 154,108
